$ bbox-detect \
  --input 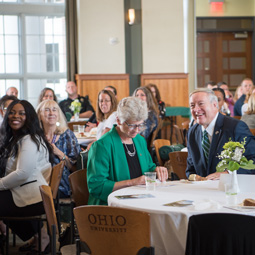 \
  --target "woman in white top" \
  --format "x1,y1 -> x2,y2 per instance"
87,89 -> 118,149
0,100 -> 53,252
